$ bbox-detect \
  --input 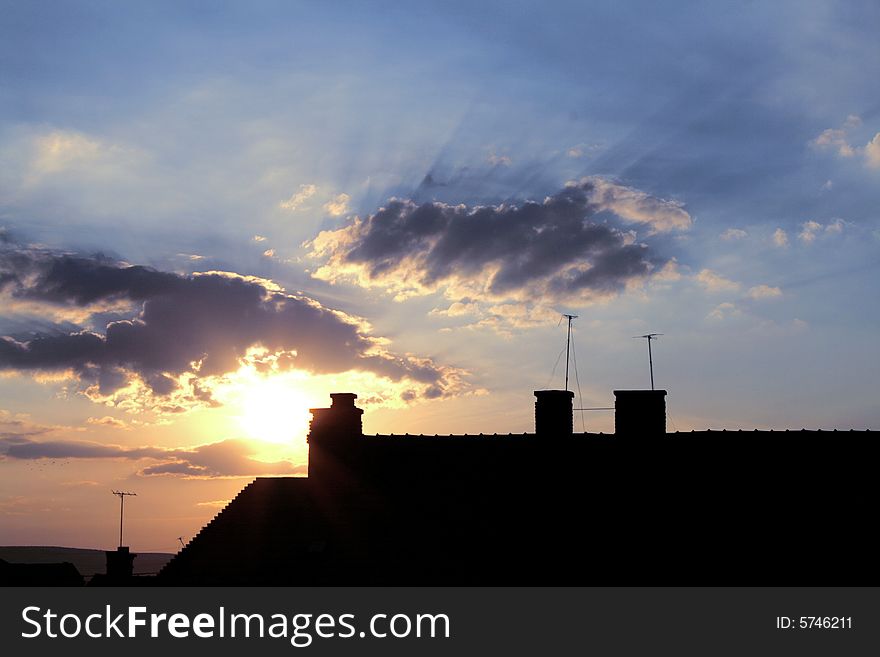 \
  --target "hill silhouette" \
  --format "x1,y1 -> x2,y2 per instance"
0,546 -> 173,579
